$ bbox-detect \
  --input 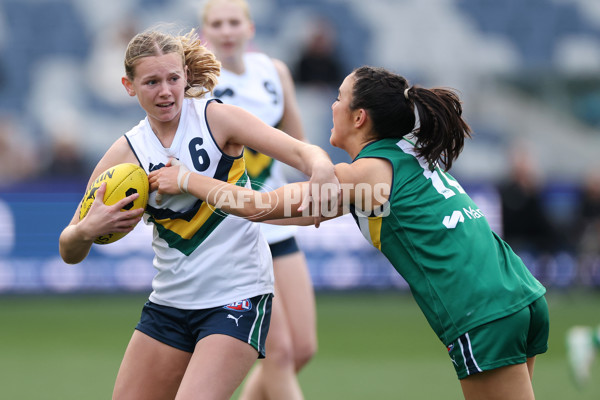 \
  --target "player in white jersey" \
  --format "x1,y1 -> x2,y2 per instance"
201,1 -> 317,399
59,28 -> 338,400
